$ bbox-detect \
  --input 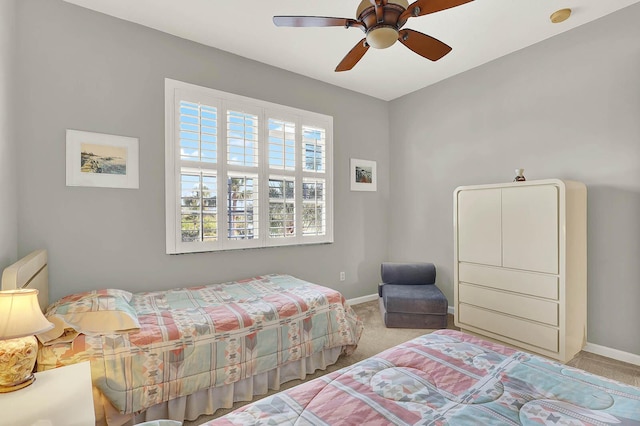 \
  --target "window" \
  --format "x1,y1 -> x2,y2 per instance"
165,79 -> 333,253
